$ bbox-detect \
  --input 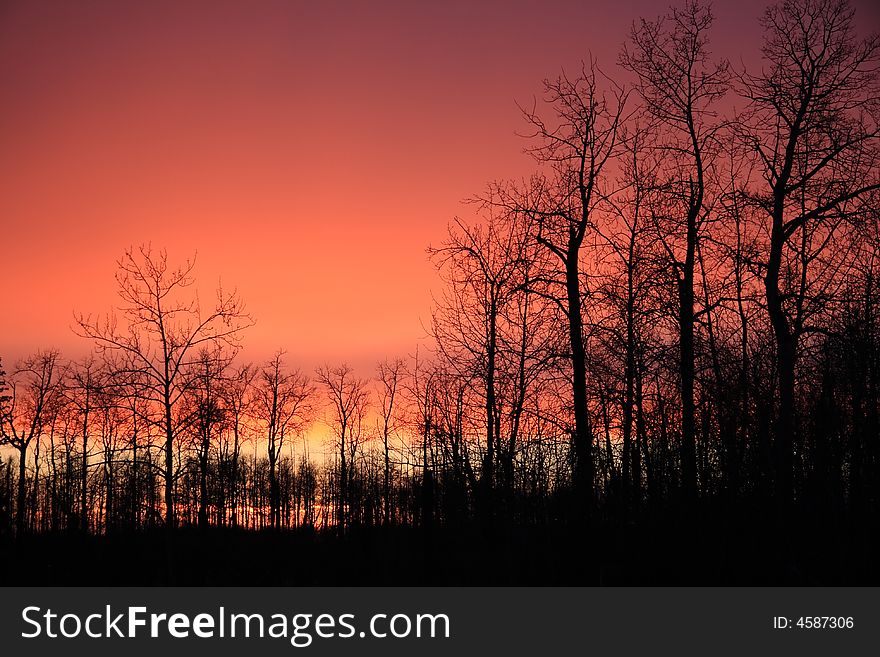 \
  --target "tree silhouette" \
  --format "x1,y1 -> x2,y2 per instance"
254,351 -> 314,529
0,350 -> 63,535
488,59 -> 629,519
376,357 -> 404,525
739,0 -> 880,508
621,0 -> 731,504
75,245 -> 253,528
316,363 -> 369,532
